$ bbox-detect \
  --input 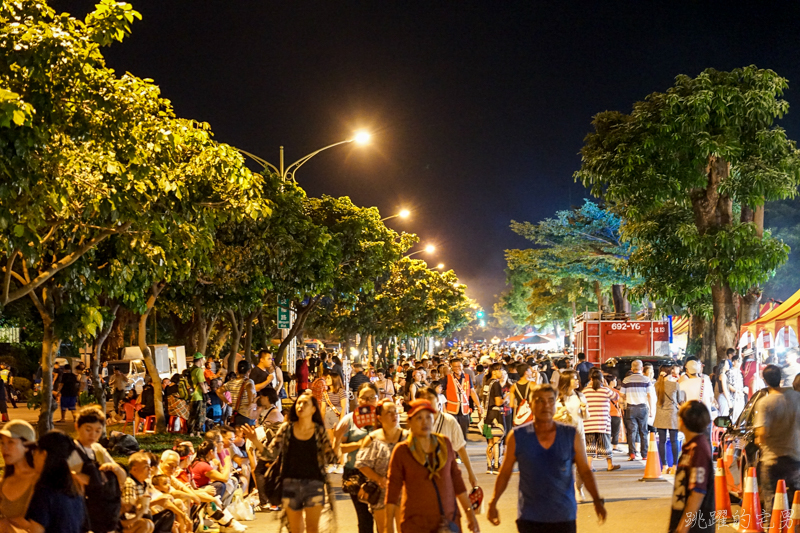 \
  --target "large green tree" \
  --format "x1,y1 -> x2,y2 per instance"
507,199 -> 636,313
576,66 -> 800,362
